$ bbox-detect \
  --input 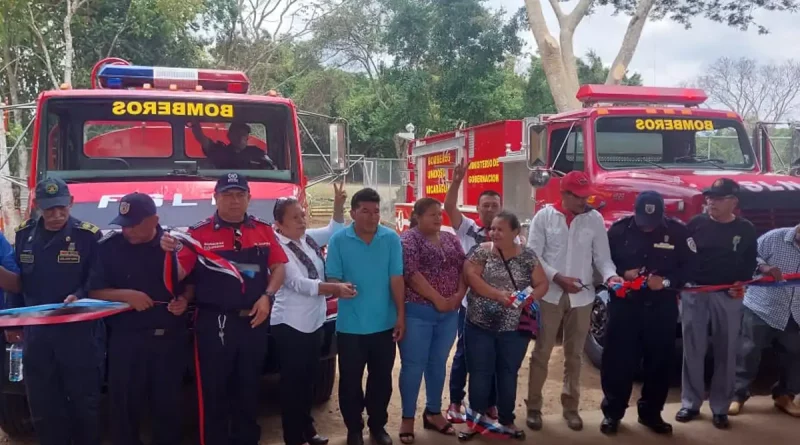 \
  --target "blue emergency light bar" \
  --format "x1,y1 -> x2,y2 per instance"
96,64 -> 250,94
